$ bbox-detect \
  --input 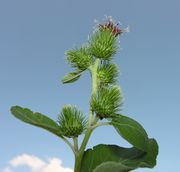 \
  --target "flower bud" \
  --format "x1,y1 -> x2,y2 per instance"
58,105 -> 87,138
90,86 -> 123,119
